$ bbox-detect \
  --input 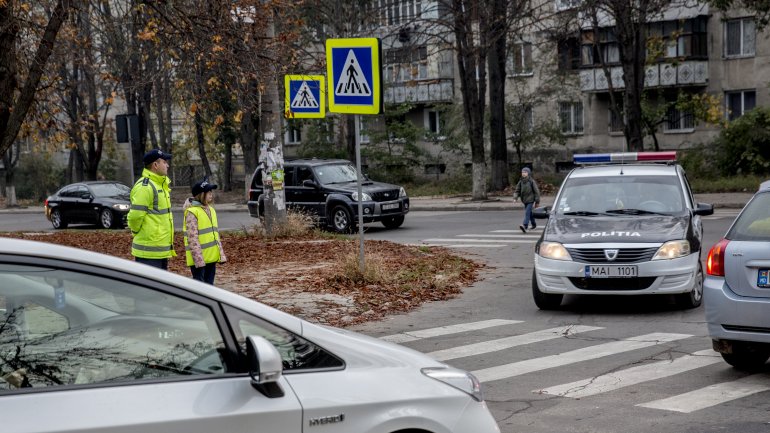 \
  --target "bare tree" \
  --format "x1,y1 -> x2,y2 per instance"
0,0 -> 73,157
